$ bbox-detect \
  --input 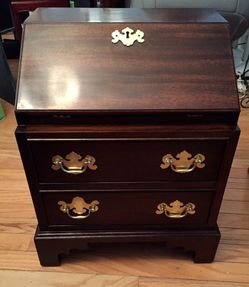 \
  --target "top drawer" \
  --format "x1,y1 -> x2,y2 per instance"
28,137 -> 226,184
